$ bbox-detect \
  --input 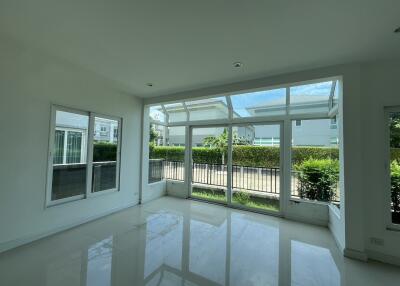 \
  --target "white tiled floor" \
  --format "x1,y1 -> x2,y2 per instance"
1,197 -> 399,286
